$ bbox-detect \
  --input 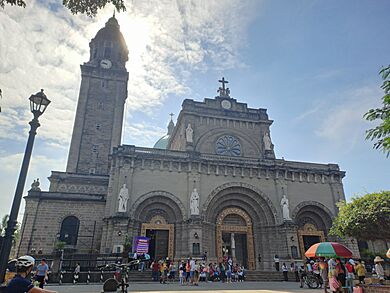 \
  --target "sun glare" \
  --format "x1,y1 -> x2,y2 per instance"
117,15 -> 152,72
